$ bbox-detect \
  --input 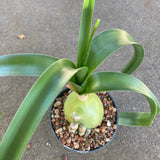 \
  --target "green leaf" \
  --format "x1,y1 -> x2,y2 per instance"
66,81 -> 85,93
77,0 -> 95,67
85,19 -> 100,61
0,59 -> 85,160
75,65 -> 88,85
0,54 -> 58,76
82,72 -> 160,126
84,29 -> 144,75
